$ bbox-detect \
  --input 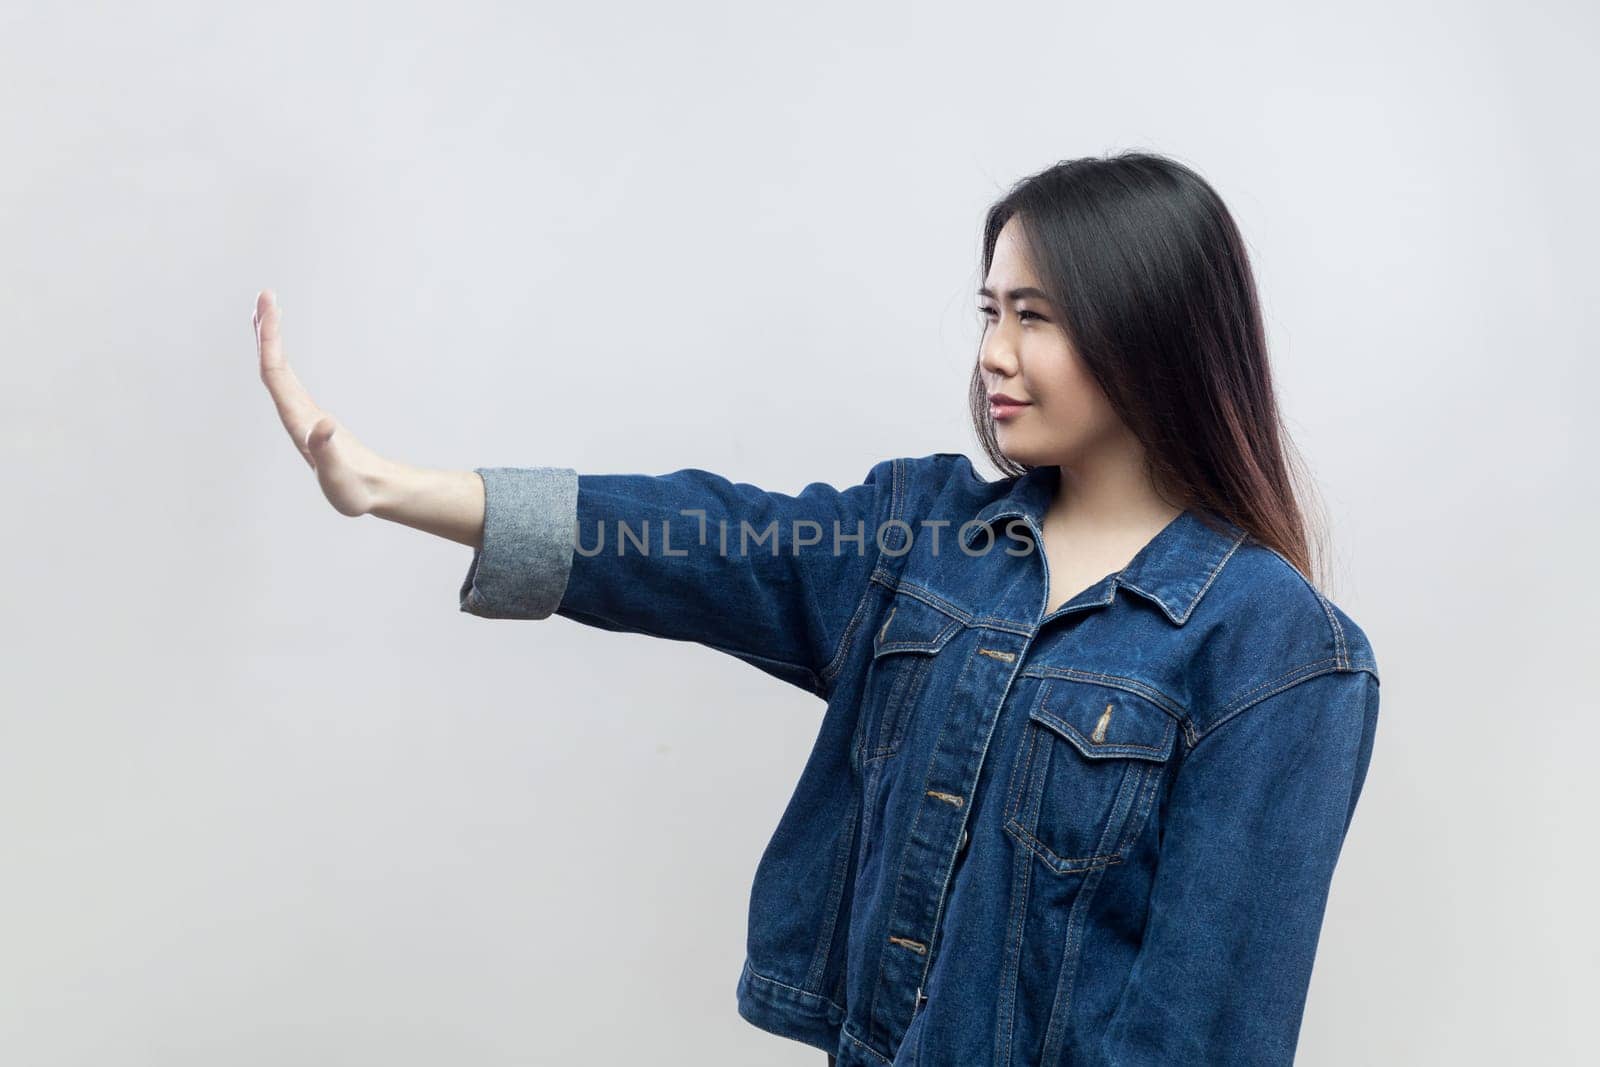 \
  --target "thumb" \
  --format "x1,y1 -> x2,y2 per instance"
305,414 -> 339,456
